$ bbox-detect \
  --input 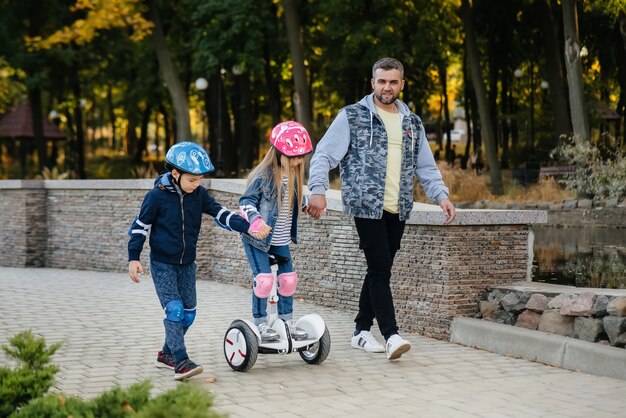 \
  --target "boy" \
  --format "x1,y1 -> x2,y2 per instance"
128,141 -> 266,380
